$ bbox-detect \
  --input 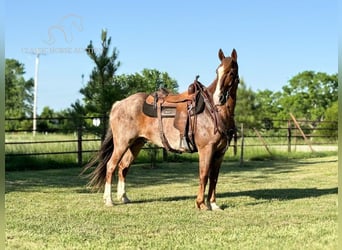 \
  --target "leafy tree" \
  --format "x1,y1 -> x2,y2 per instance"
37,106 -> 57,132
254,90 -> 283,129
277,71 -> 337,123
54,106 -> 85,133
323,101 -> 338,121
5,59 -> 34,117
255,90 -> 281,119
313,101 -> 337,140
117,68 -> 178,96
234,78 -> 258,129
69,100 -> 87,123
5,59 -> 34,130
